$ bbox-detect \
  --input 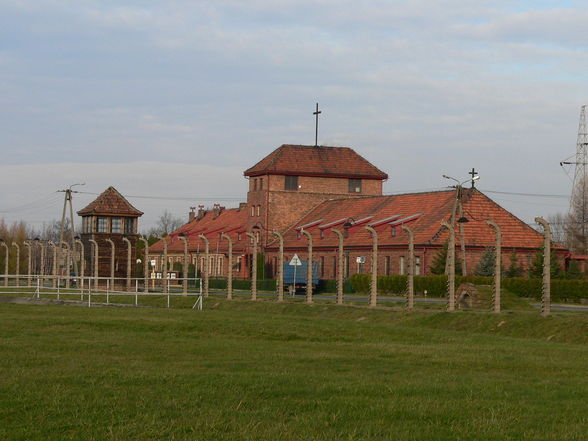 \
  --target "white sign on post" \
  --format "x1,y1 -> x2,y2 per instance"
289,254 -> 302,266
289,254 -> 302,296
